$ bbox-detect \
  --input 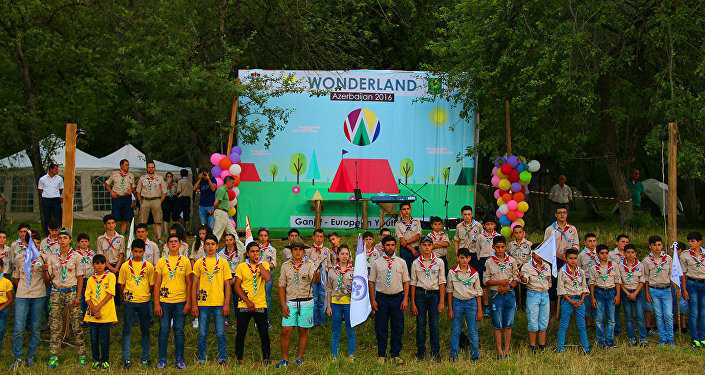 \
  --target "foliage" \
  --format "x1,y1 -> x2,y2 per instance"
270,164 -> 278,182
400,158 -> 414,184
290,153 -> 307,184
